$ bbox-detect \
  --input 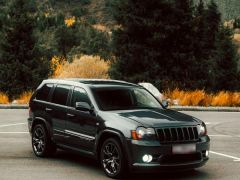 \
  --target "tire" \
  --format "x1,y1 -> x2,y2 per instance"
32,124 -> 56,157
100,138 -> 127,179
